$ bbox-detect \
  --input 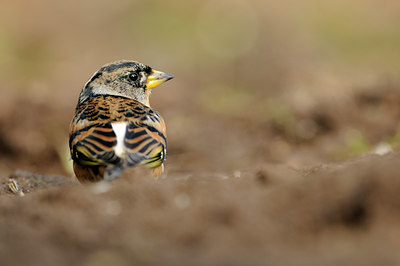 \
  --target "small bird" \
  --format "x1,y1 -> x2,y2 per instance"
69,60 -> 173,182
